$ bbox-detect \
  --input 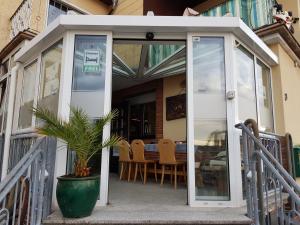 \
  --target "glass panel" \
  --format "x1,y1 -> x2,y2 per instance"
47,3 -> 67,25
18,62 -> 37,129
112,43 -> 185,77
147,44 -> 182,69
37,41 -> 62,119
69,35 -> 107,175
113,44 -> 142,73
257,60 -> 274,132
192,37 -> 229,201
72,36 -> 106,92
236,45 -> 257,122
